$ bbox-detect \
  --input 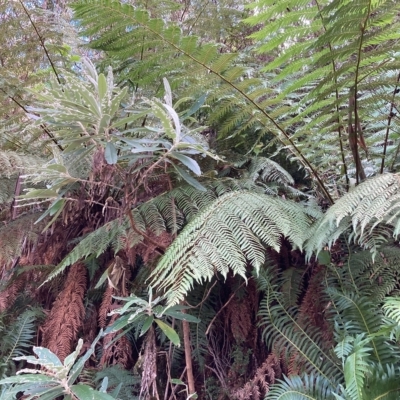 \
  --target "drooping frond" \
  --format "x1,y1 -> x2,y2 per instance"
41,179 -> 258,283
246,0 -> 400,185
150,191 -> 313,306
341,334 -> 372,400
306,173 -> 400,257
